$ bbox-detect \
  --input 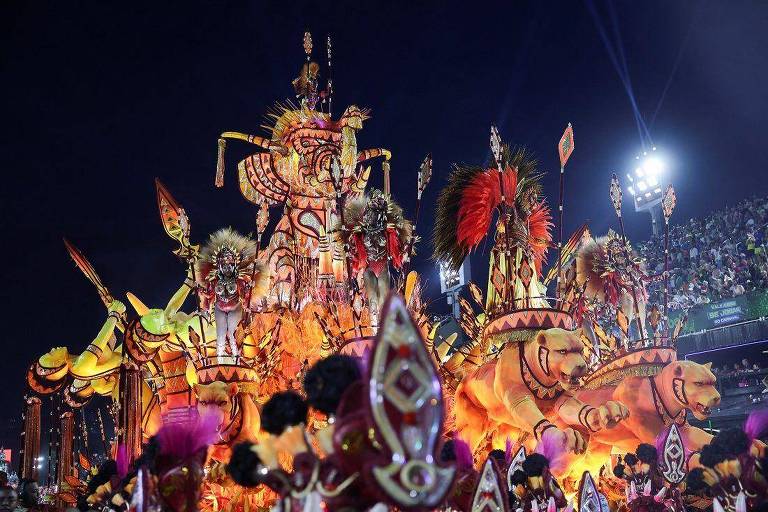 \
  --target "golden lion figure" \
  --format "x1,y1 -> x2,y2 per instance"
454,328 -> 629,454
194,381 -> 261,462
577,360 -> 720,454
